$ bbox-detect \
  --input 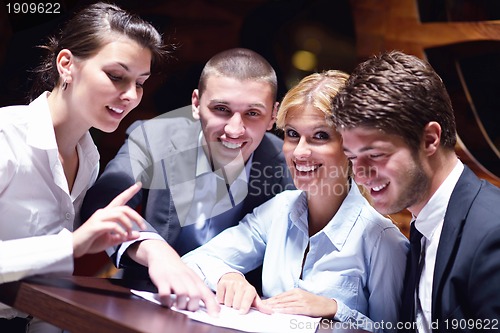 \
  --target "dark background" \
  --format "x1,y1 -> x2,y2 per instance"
1,0 -> 498,181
